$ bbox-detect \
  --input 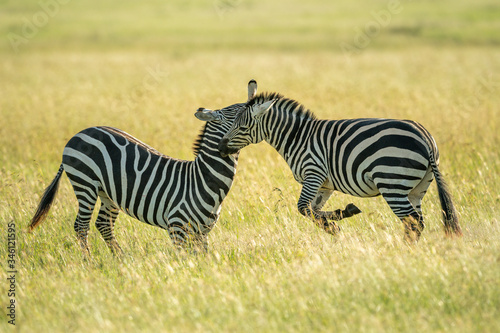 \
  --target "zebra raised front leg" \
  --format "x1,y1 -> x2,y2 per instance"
313,189 -> 362,220
298,176 -> 361,235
